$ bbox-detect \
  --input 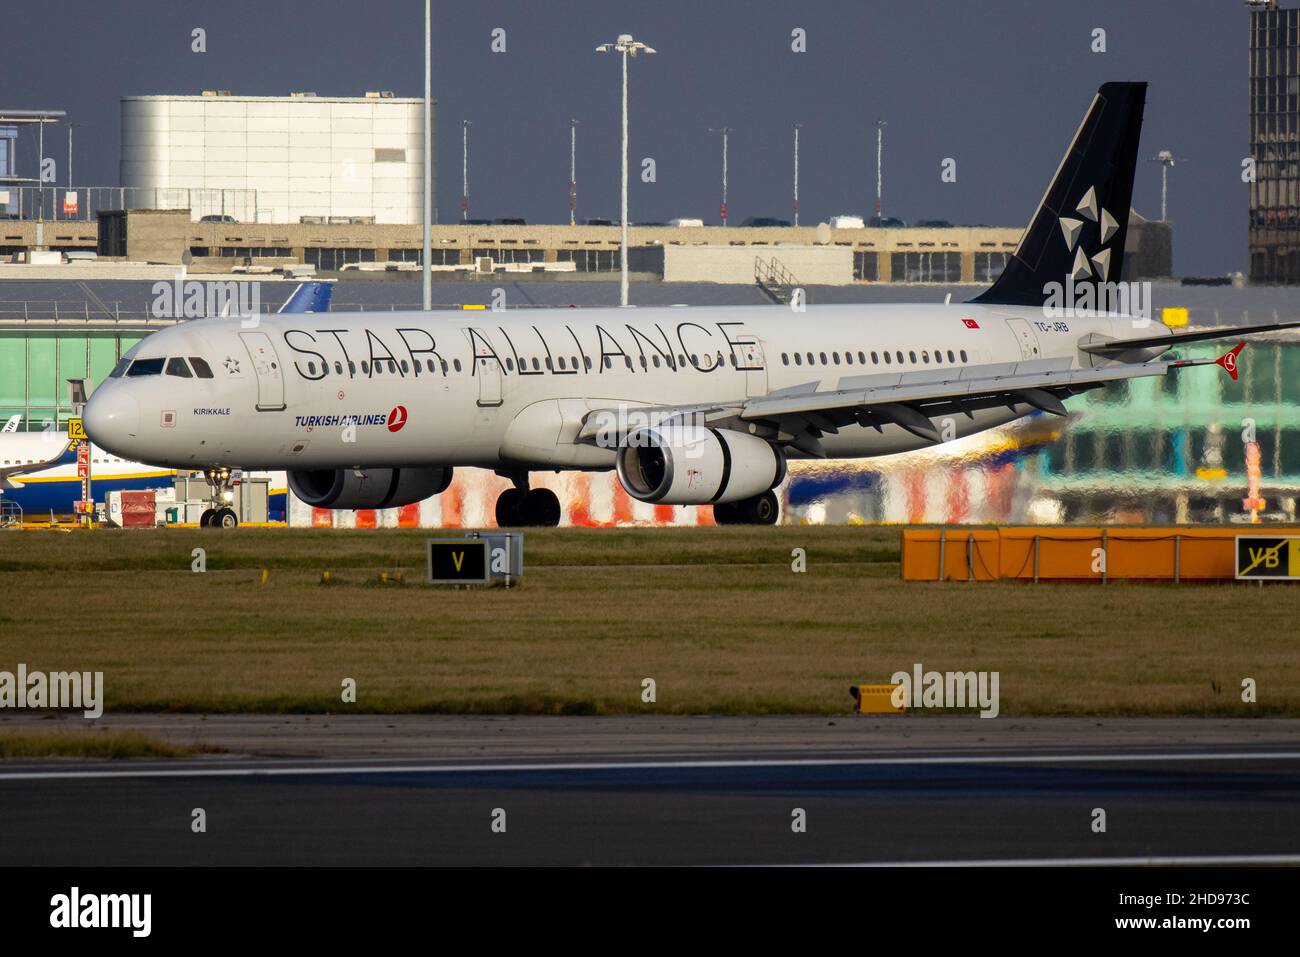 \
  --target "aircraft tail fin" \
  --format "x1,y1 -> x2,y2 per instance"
1,414 -> 19,433
972,82 -> 1147,307
278,281 -> 334,314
